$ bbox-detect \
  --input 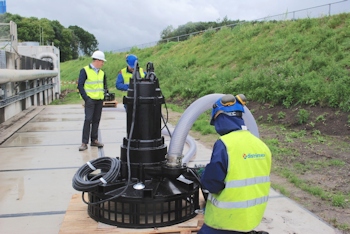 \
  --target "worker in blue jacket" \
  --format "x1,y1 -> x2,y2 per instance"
115,54 -> 146,110
115,54 -> 146,91
199,94 -> 272,234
